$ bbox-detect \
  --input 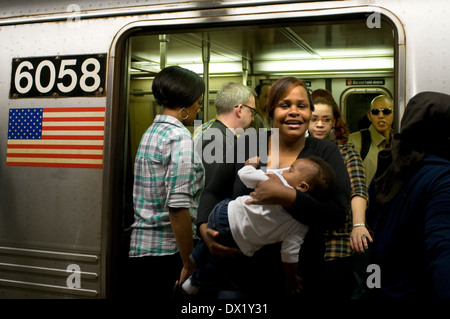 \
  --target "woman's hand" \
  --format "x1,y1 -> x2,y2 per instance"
350,226 -> 373,253
178,258 -> 195,285
198,223 -> 240,258
283,262 -> 303,296
245,174 -> 297,208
